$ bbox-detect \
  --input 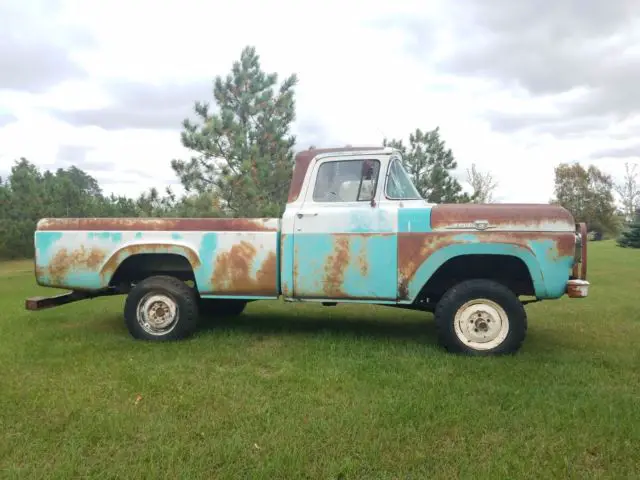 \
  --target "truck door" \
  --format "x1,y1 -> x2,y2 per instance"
292,156 -> 398,300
